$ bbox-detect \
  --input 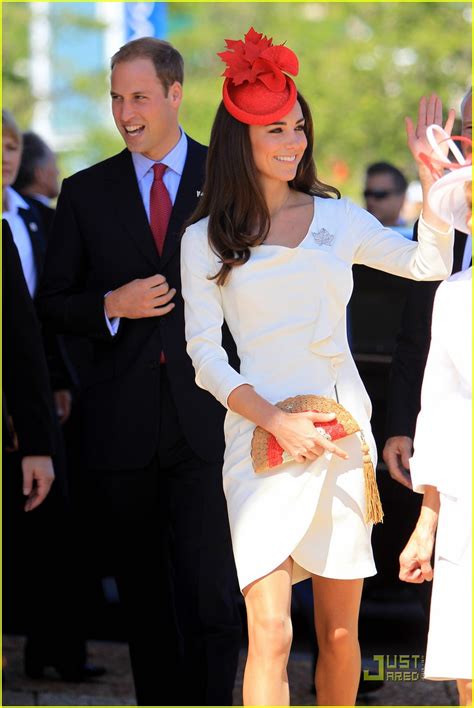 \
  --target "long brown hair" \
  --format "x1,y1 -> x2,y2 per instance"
187,92 -> 340,285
